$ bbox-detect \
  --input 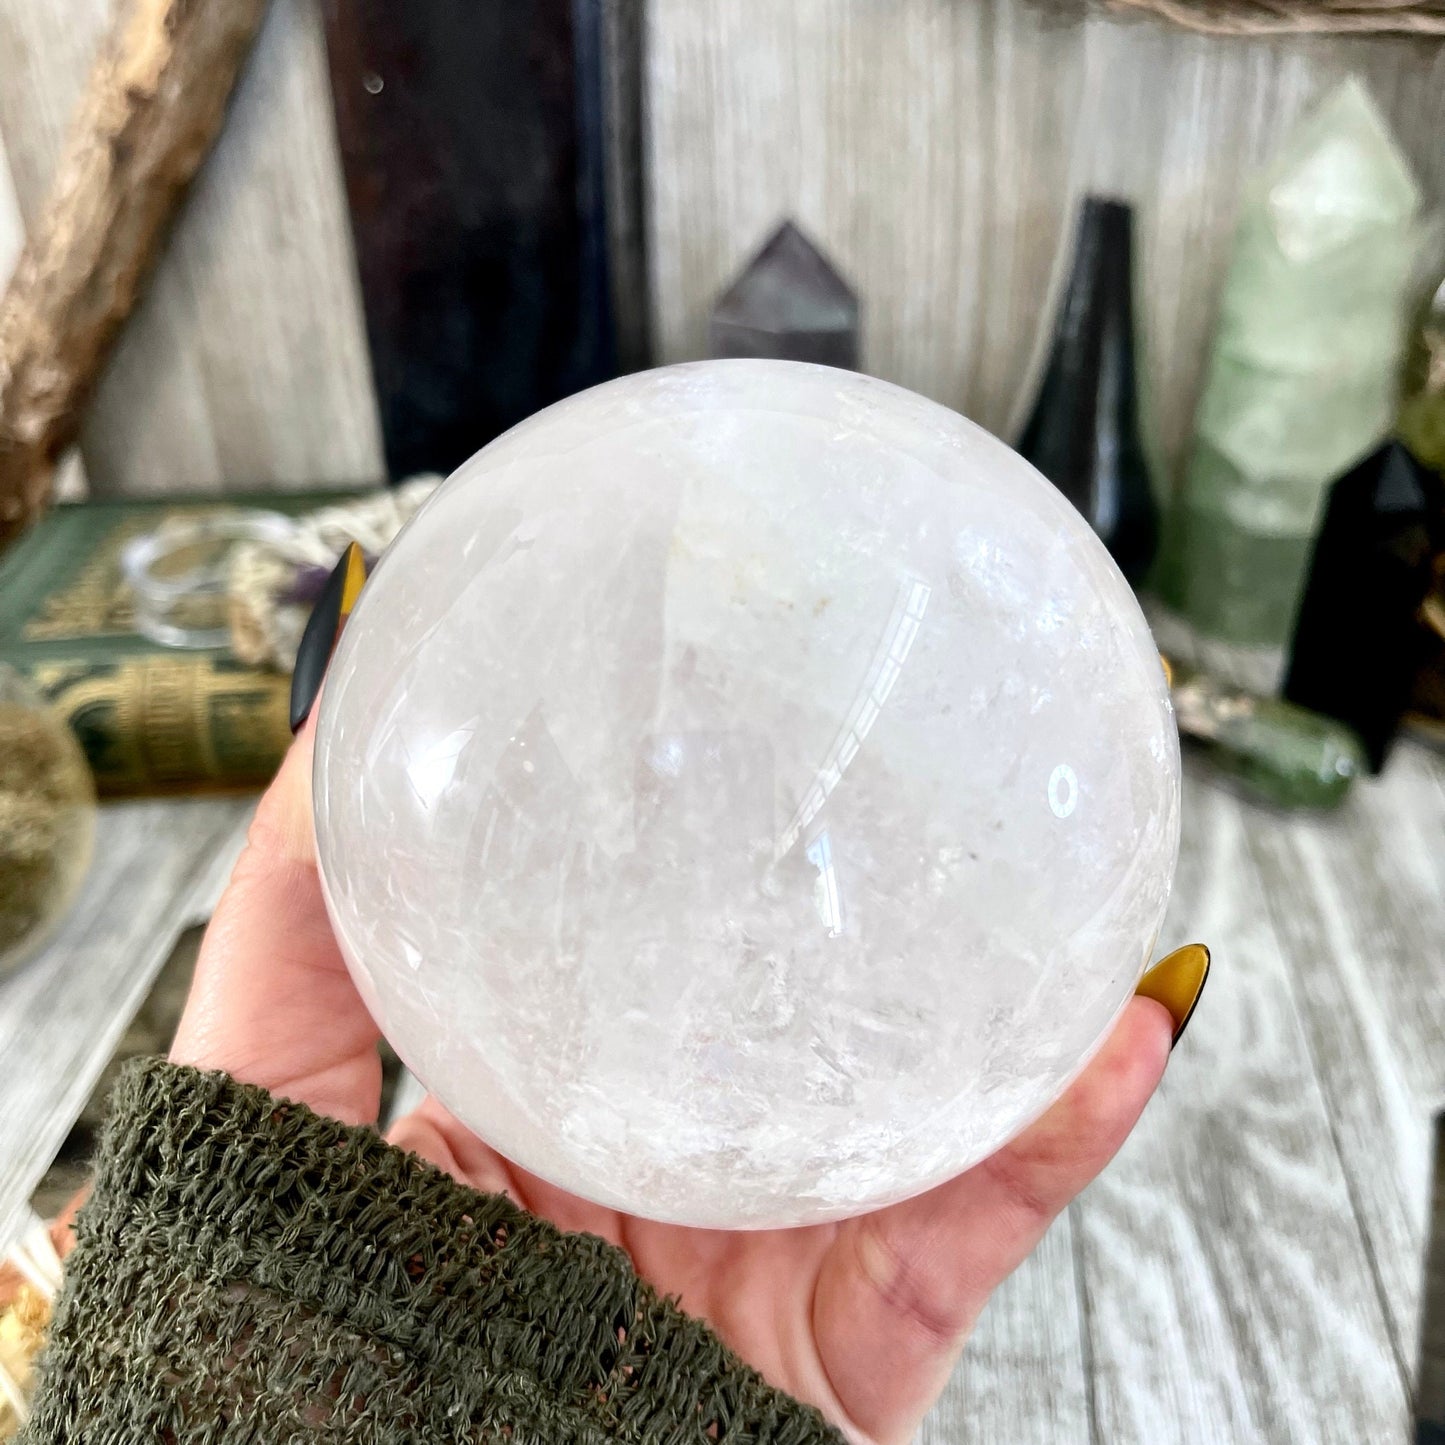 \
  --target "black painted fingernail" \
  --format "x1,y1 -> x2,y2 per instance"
289,542 -> 367,733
